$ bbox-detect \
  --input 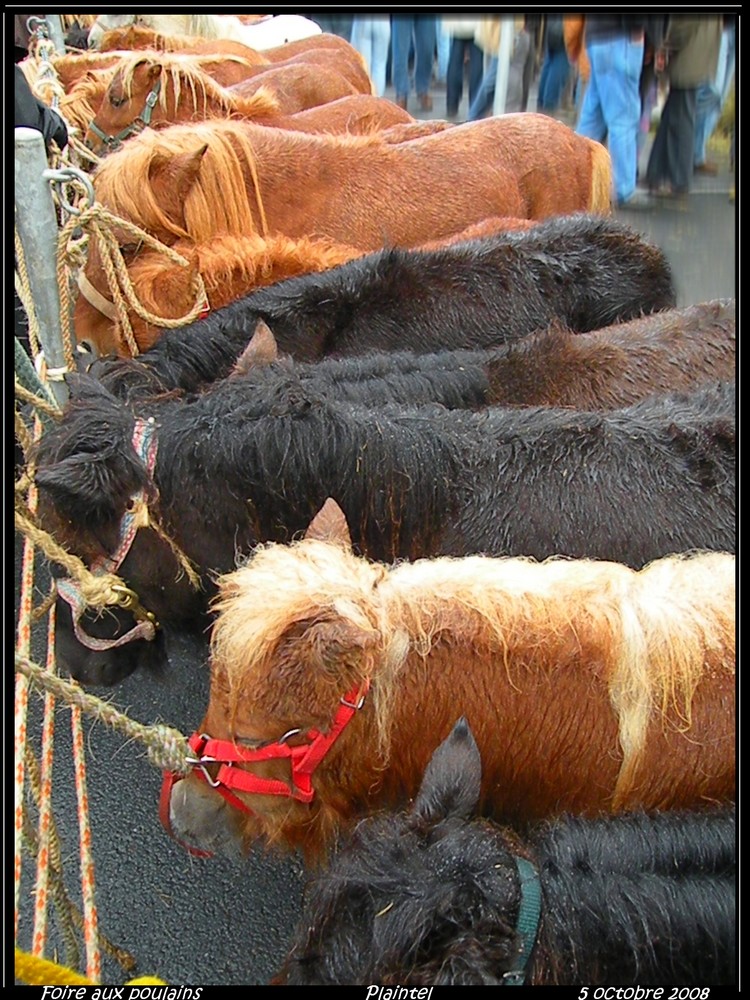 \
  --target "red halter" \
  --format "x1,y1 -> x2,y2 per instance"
160,678 -> 370,858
